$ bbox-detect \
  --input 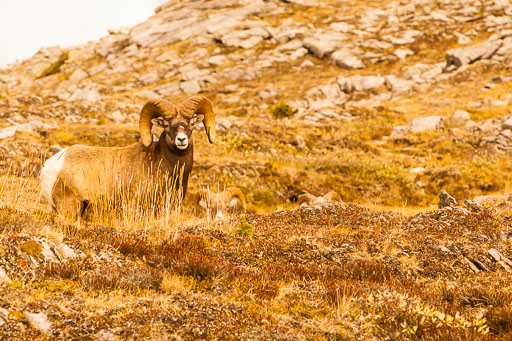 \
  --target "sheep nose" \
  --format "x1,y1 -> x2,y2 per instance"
177,136 -> 186,143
